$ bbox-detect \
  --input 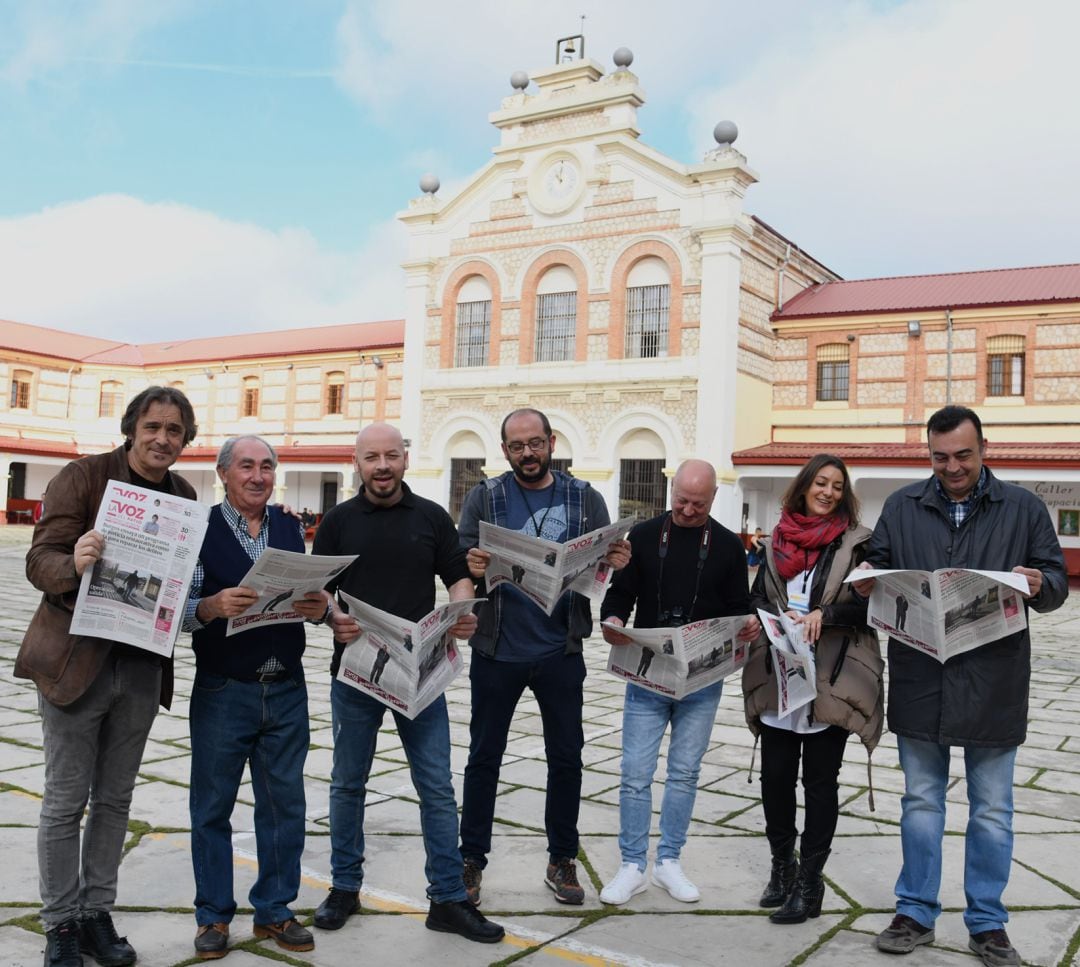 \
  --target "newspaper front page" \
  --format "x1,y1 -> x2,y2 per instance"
479,517 -> 634,616
70,479 -> 210,656
225,548 -> 357,637
604,614 -> 752,699
334,591 -> 478,719
756,608 -> 817,717
844,567 -> 1030,662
